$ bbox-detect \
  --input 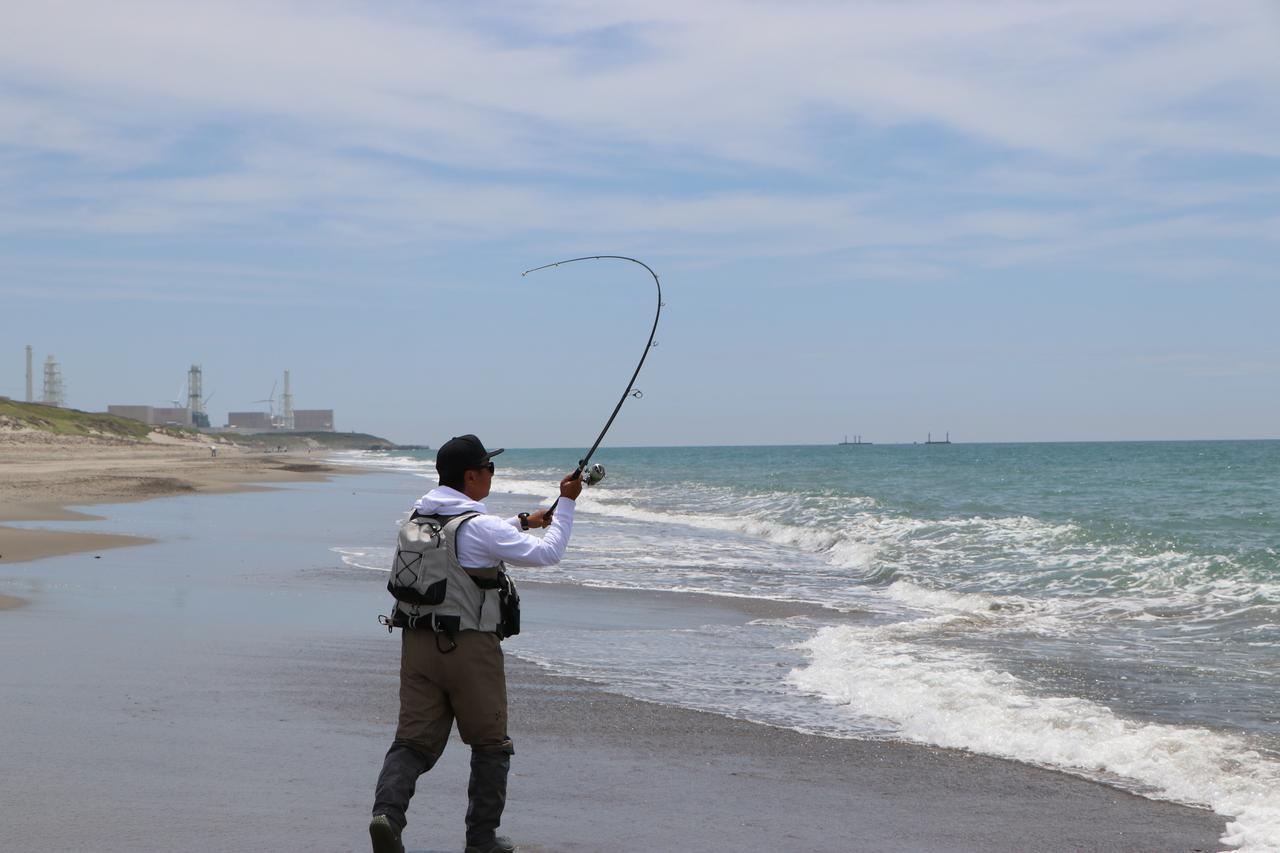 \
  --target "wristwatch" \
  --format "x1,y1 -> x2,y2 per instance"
518,512 -> 530,531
